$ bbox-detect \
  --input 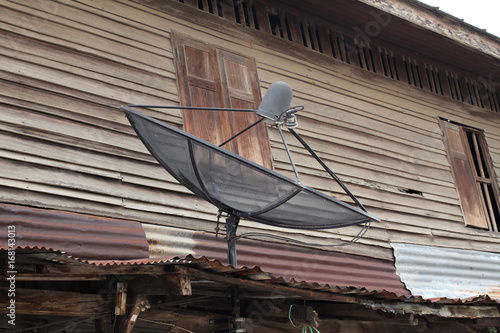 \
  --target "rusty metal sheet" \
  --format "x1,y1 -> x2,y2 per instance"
392,243 -> 500,300
142,224 -> 196,257
0,203 -> 149,260
228,237 -> 409,295
142,223 -> 409,295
